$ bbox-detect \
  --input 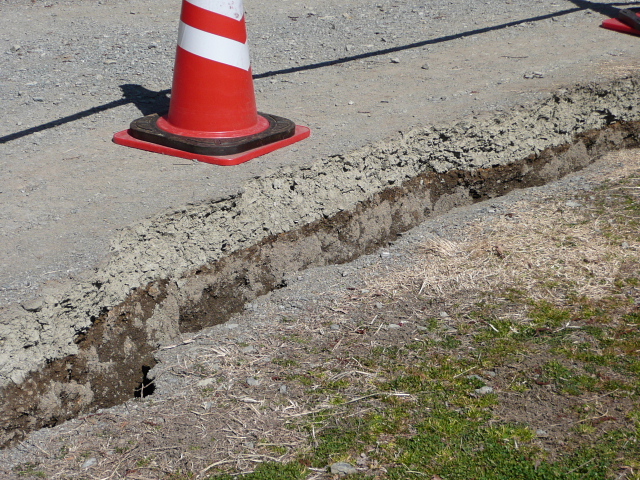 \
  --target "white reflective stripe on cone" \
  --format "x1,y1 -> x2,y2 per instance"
185,0 -> 244,20
177,21 -> 251,71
